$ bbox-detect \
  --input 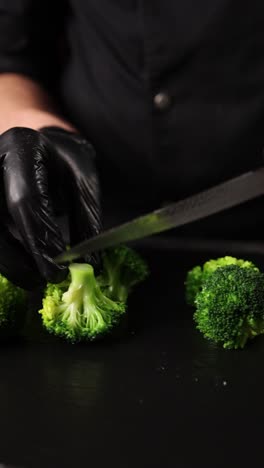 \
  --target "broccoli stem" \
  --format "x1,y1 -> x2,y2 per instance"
62,263 -> 121,332
100,257 -> 130,302
65,263 -> 96,299
113,285 -> 128,303
107,281 -> 128,303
